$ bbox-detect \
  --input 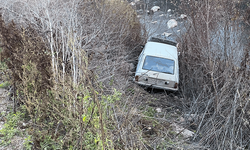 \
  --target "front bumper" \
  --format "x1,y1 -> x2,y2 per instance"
135,81 -> 178,91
